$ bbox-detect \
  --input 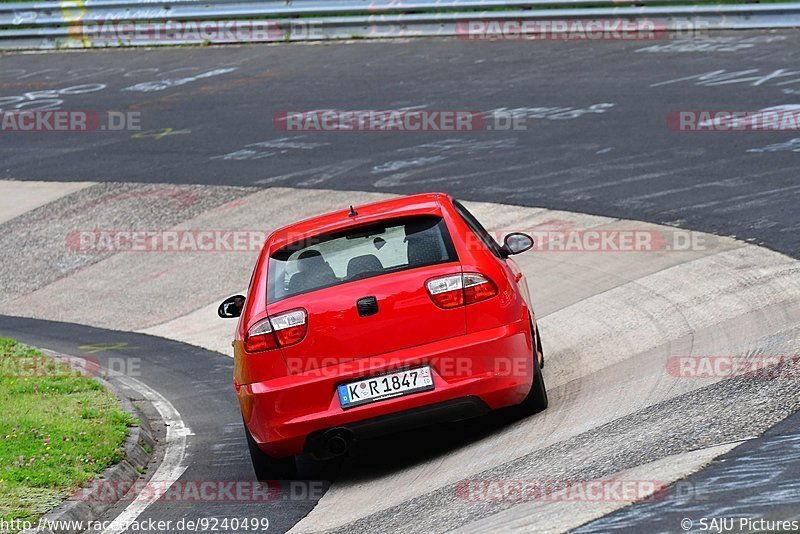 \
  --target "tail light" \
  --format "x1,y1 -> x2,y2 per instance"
244,309 -> 307,353
426,274 -> 465,308
270,309 -> 307,346
463,273 -> 499,303
245,318 -> 278,352
426,273 -> 498,309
